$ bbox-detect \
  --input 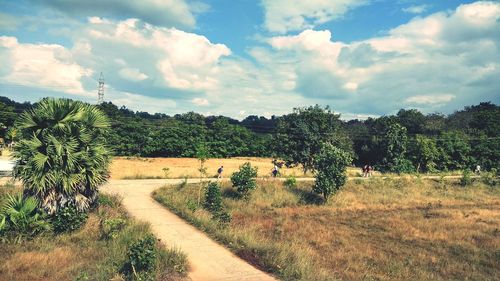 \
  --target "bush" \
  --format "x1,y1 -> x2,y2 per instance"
231,162 -> 258,195
481,170 -> 497,187
0,193 -> 50,241
51,205 -> 88,233
127,234 -> 157,273
204,182 -> 222,213
284,176 -> 297,188
101,218 -> 126,240
460,169 -> 473,186
212,210 -> 232,225
313,144 -> 352,200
